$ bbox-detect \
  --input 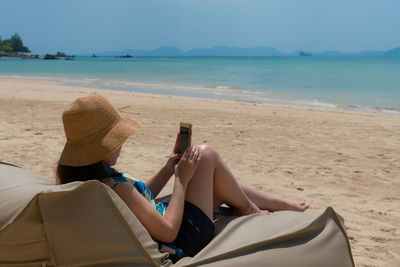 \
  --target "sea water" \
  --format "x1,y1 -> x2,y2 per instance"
0,56 -> 399,113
